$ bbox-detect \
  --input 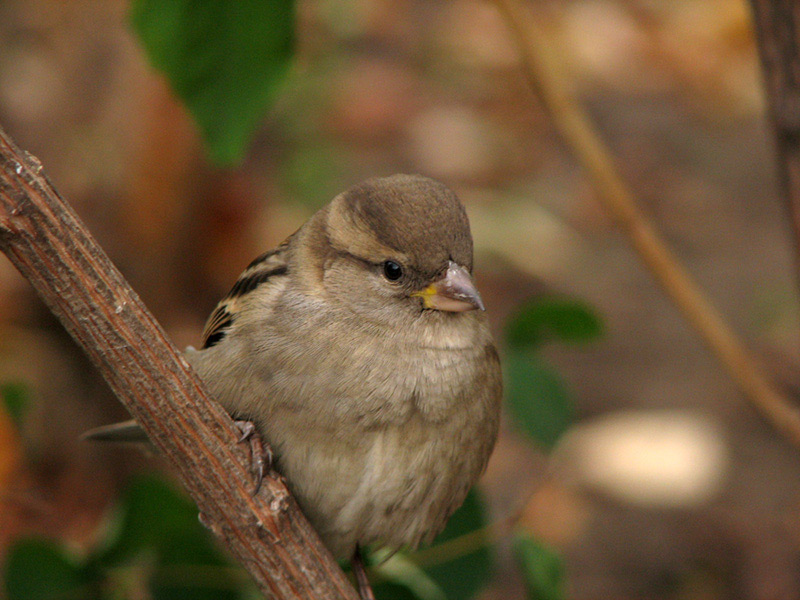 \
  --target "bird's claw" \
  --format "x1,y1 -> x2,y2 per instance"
352,545 -> 376,600
234,420 -> 273,494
